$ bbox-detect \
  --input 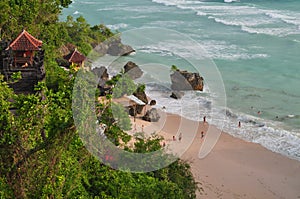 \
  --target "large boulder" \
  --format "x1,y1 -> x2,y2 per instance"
92,66 -> 109,87
143,108 -> 160,122
170,70 -> 204,91
94,37 -> 135,56
92,66 -> 111,96
128,106 -> 136,117
94,43 -> 109,56
124,61 -> 143,80
107,43 -> 135,56
170,91 -> 184,99
149,100 -> 156,106
133,89 -> 148,114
